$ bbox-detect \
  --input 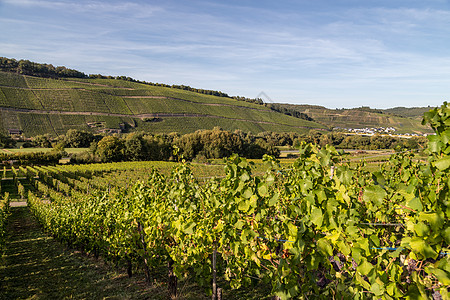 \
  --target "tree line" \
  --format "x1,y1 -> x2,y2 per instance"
70,128 -> 280,163
0,128 -> 427,166
0,57 -> 87,79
